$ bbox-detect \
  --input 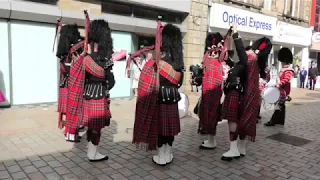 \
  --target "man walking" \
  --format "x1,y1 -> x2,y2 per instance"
299,67 -> 307,88
308,62 -> 318,90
